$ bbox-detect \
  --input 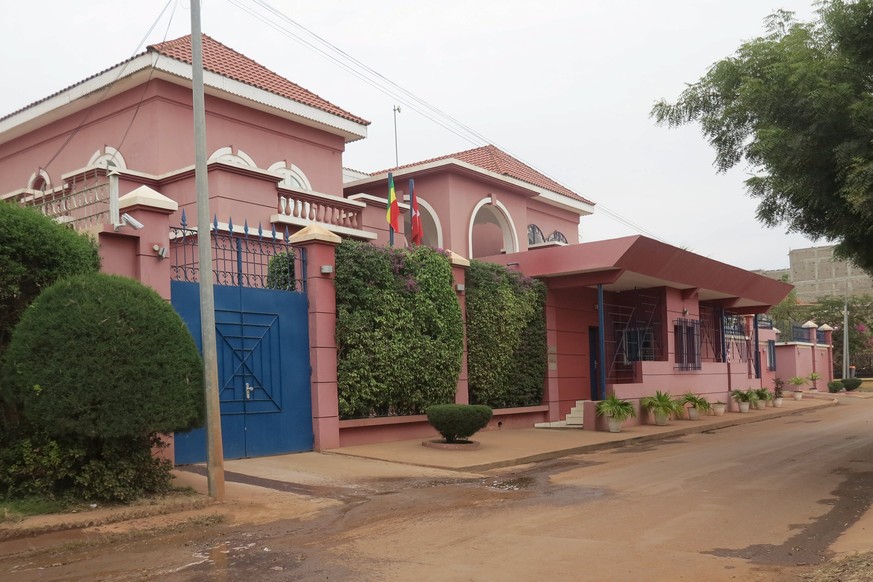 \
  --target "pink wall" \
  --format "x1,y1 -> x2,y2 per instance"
548,286 -> 599,418
0,80 -> 346,203
346,169 -> 581,258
